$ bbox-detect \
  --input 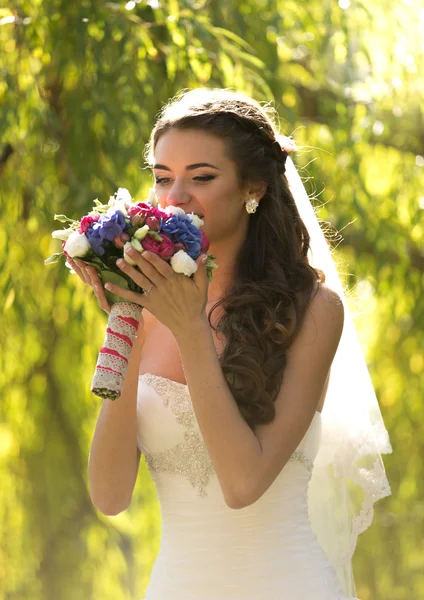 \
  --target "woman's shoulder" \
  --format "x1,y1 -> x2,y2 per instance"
312,281 -> 344,309
307,281 -> 345,339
